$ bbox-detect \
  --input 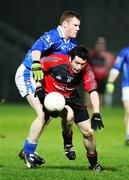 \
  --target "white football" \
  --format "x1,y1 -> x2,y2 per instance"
44,92 -> 65,112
